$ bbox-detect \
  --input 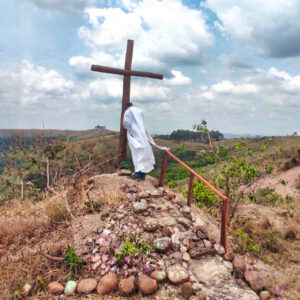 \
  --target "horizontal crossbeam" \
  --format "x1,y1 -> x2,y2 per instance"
91,65 -> 163,80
